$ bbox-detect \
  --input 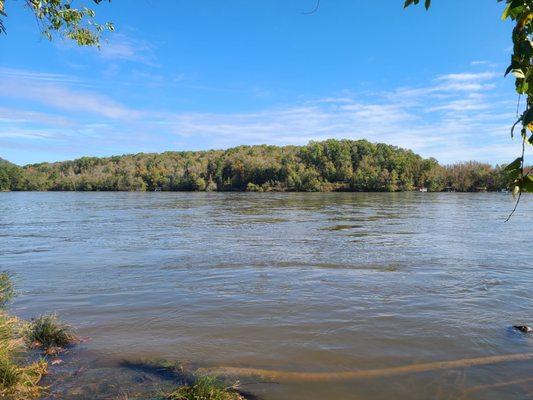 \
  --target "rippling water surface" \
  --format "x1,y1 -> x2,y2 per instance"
1,192 -> 532,399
